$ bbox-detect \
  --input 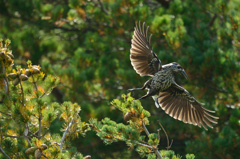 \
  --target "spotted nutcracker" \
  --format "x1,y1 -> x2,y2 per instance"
128,22 -> 218,130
